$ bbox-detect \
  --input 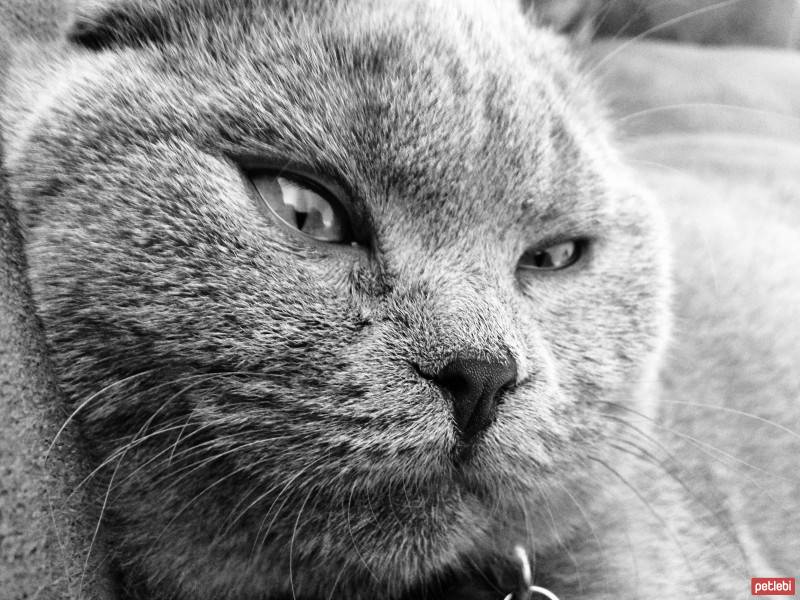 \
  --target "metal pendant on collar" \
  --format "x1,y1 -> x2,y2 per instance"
501,545 -> 561,600
503,586 -> 561,600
